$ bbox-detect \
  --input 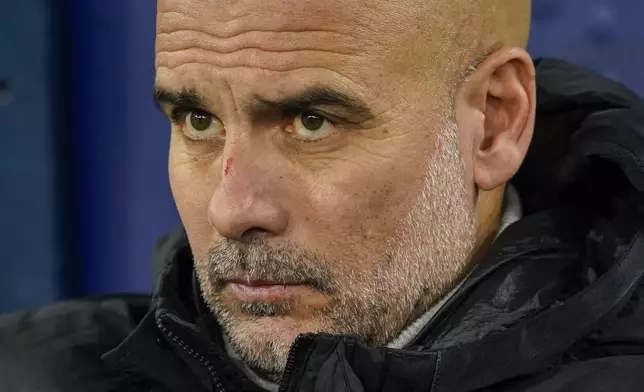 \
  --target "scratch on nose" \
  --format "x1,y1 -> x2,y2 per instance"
224,157 -> 234,176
